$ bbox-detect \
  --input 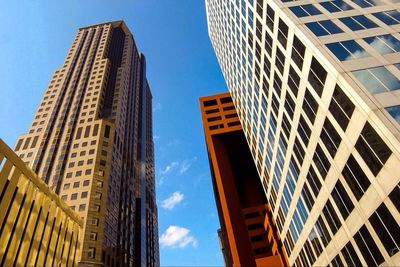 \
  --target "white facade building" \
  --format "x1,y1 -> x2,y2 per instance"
205,0 -> 400,265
